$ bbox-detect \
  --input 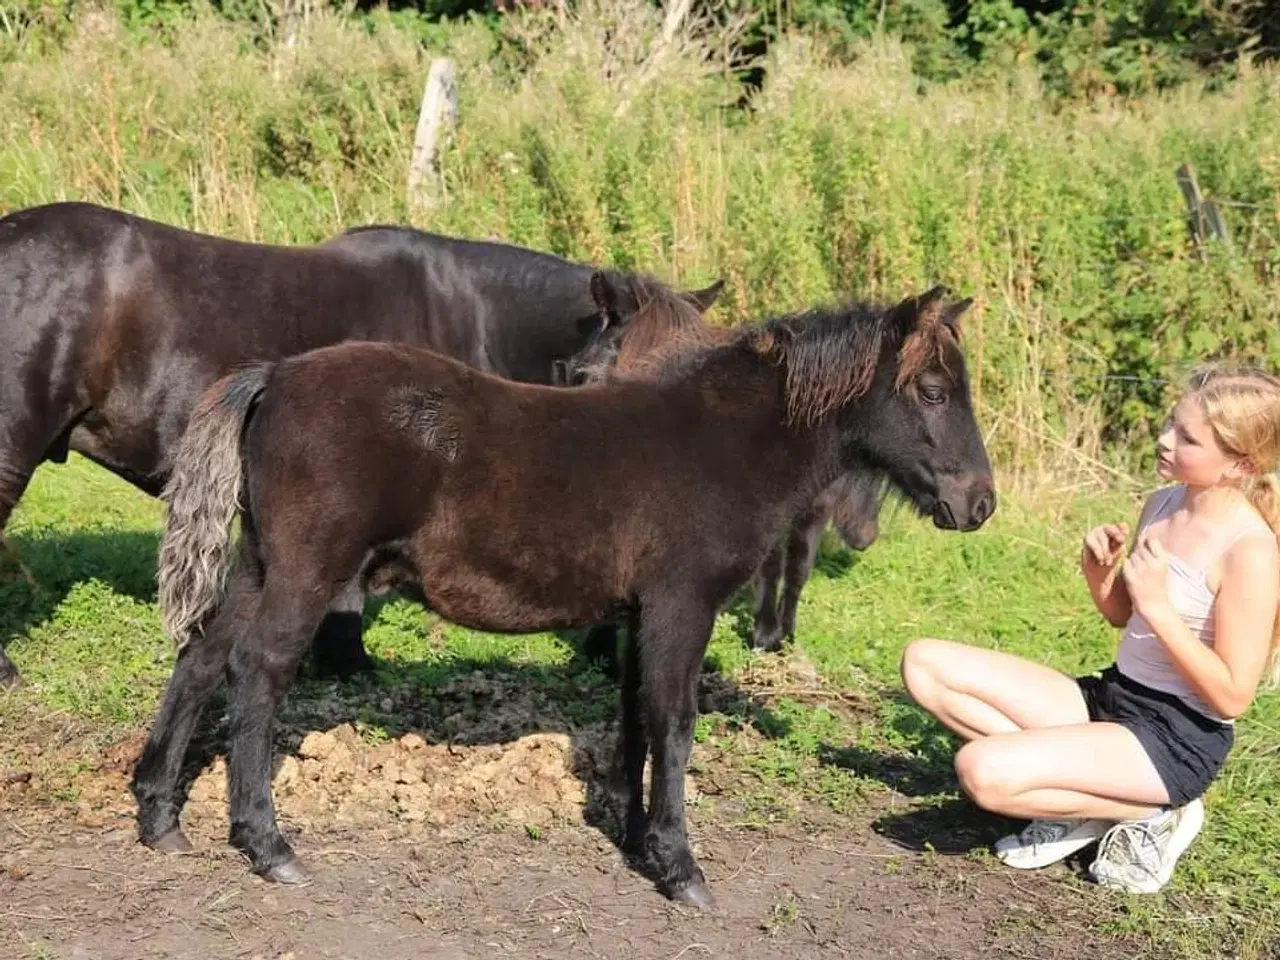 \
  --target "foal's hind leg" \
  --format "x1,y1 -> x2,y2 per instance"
582,622 -> 621,678
777,504 -> 832,645
751,542 -> 785,653
309,575 -> 375,679
638,594 -> 716,908
225,574 -> 332,882
133,564 -> 255,852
